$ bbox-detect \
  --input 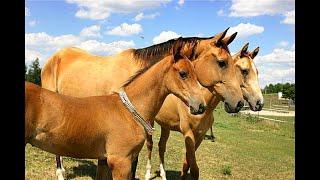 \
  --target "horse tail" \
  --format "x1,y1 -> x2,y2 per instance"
41,52 -> 61,92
